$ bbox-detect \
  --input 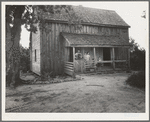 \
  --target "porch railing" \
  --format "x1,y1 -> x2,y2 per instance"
64,62 -> 75,77
96,60 -> 128,70
84,60 -> 97,73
